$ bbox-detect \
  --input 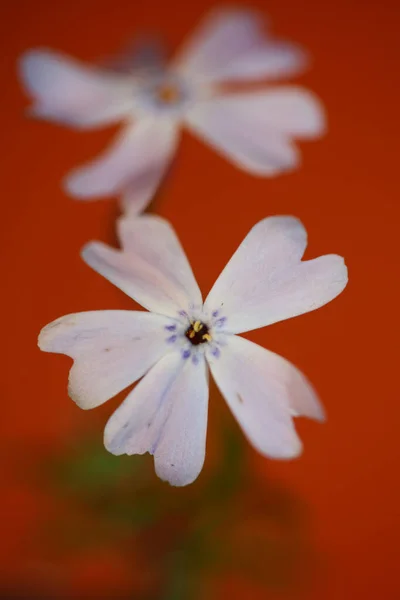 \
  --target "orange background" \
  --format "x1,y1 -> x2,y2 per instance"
1,0 -> 400,598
